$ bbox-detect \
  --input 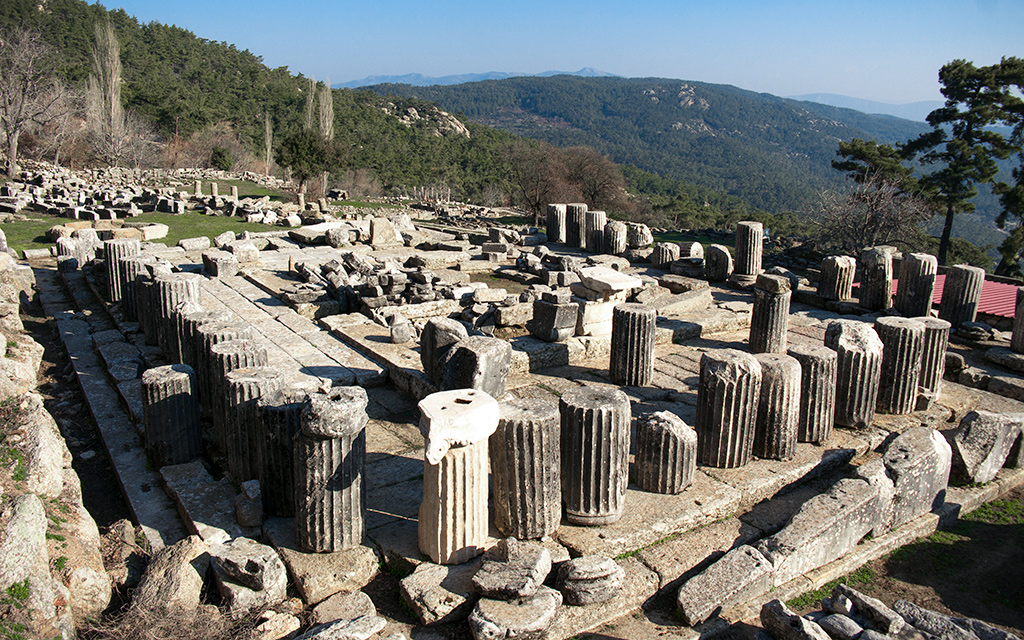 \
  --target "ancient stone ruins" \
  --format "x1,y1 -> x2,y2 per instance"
1,167 -> 1023,640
